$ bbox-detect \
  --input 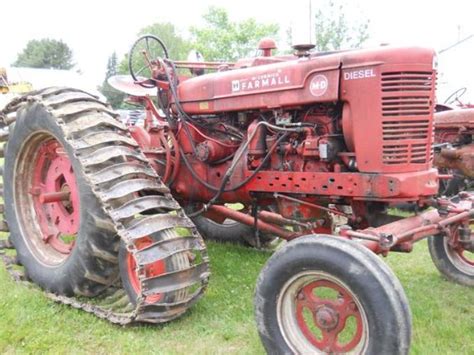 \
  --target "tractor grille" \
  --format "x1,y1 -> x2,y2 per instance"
381,71 -> 434,165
